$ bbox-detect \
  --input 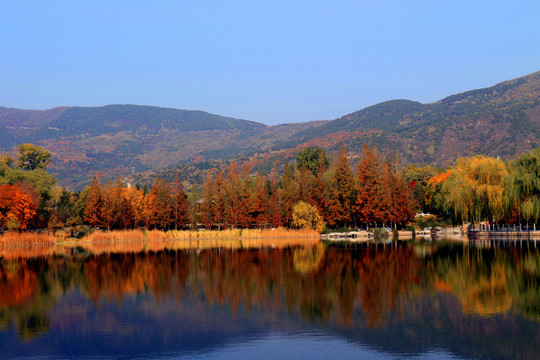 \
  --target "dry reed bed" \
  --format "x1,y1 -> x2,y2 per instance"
82,229 -> 146,243
82,228 -> 319,242
0,229 -> 321,257
0,231 -> 59,247
81,228 -> 320,254
0,232 -> 68,259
